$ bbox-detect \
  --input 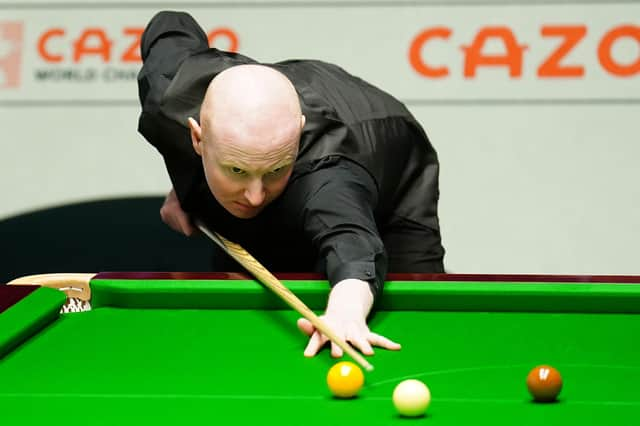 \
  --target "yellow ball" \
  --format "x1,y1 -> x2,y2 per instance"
393,379 -> 431,417
326,361 -> 365,398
